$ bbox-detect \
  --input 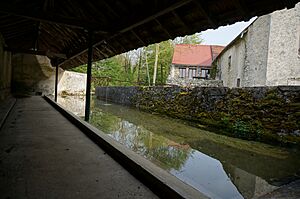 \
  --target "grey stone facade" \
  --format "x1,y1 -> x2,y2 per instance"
214,3 -> 300,87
